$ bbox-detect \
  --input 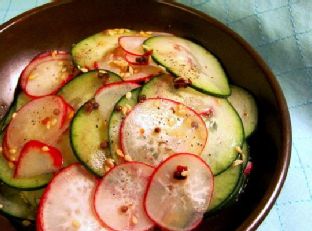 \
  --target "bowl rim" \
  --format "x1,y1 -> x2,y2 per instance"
0,1 -> 292,230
